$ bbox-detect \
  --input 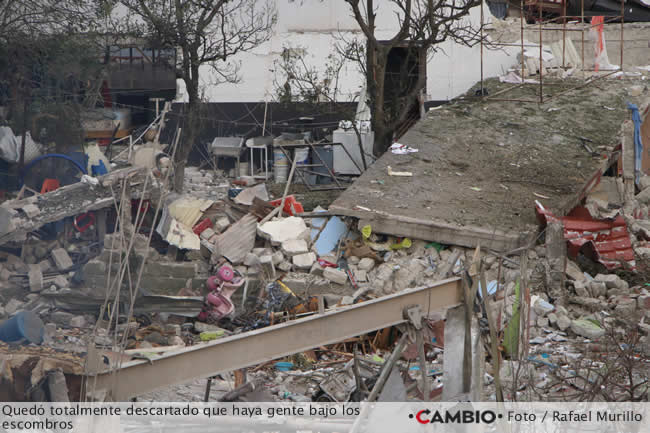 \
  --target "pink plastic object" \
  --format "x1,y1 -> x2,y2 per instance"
206,276 -> 221,291
217,265 -> 234,282
205,291 -> 235,317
